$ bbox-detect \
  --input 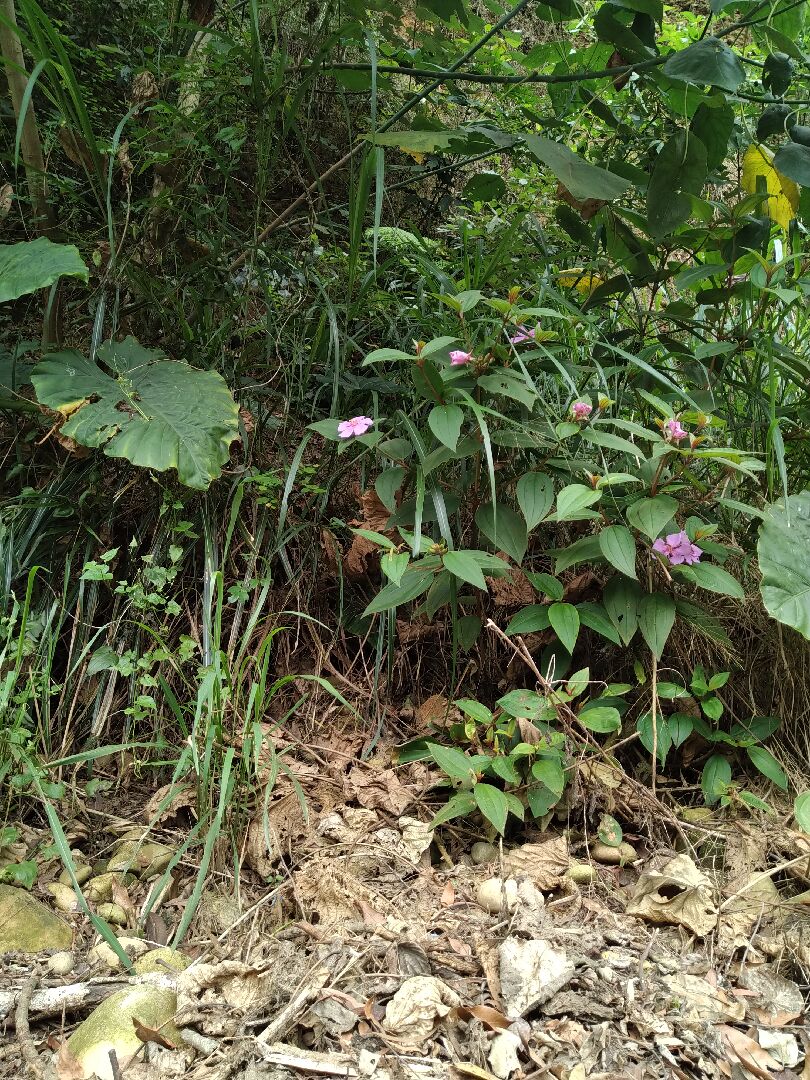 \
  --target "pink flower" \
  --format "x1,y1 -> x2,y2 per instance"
571,401 -> 592,421
664,417 -> 688,442
337,415 -> 374,438
652,531 -> 702,566
508,326 -> 536,345
449,349 -> 472,366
